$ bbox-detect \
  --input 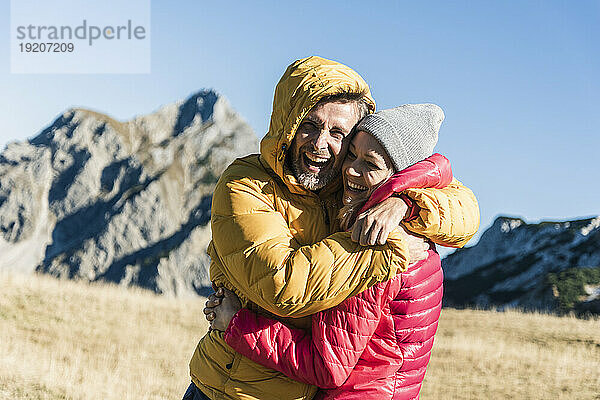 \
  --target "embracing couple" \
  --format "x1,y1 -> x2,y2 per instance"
183,56 -> 480,400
